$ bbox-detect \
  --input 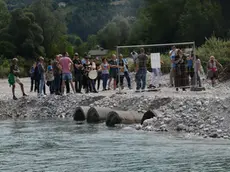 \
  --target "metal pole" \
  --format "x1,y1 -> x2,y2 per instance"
193,42 -> 198,87
117,42 -> 195,49
116,46 -> 121,94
